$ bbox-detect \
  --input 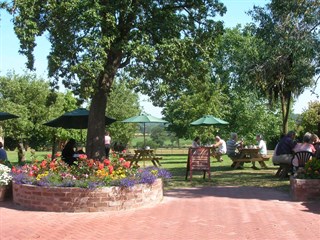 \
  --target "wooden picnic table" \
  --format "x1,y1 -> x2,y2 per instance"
231,148 -> 270,169
126,149 -> 162,167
